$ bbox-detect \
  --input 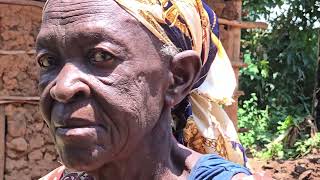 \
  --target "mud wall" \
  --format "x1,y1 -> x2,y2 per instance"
0,4 -> 59,180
